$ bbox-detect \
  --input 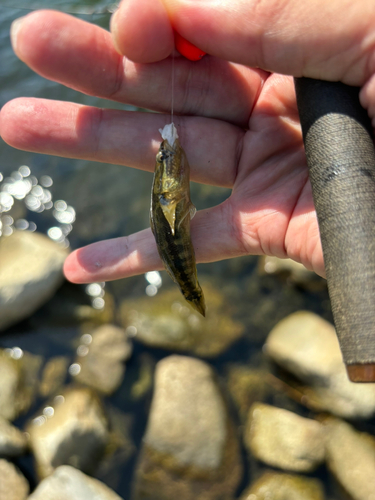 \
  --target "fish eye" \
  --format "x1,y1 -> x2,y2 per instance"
156,151 -> 168,163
